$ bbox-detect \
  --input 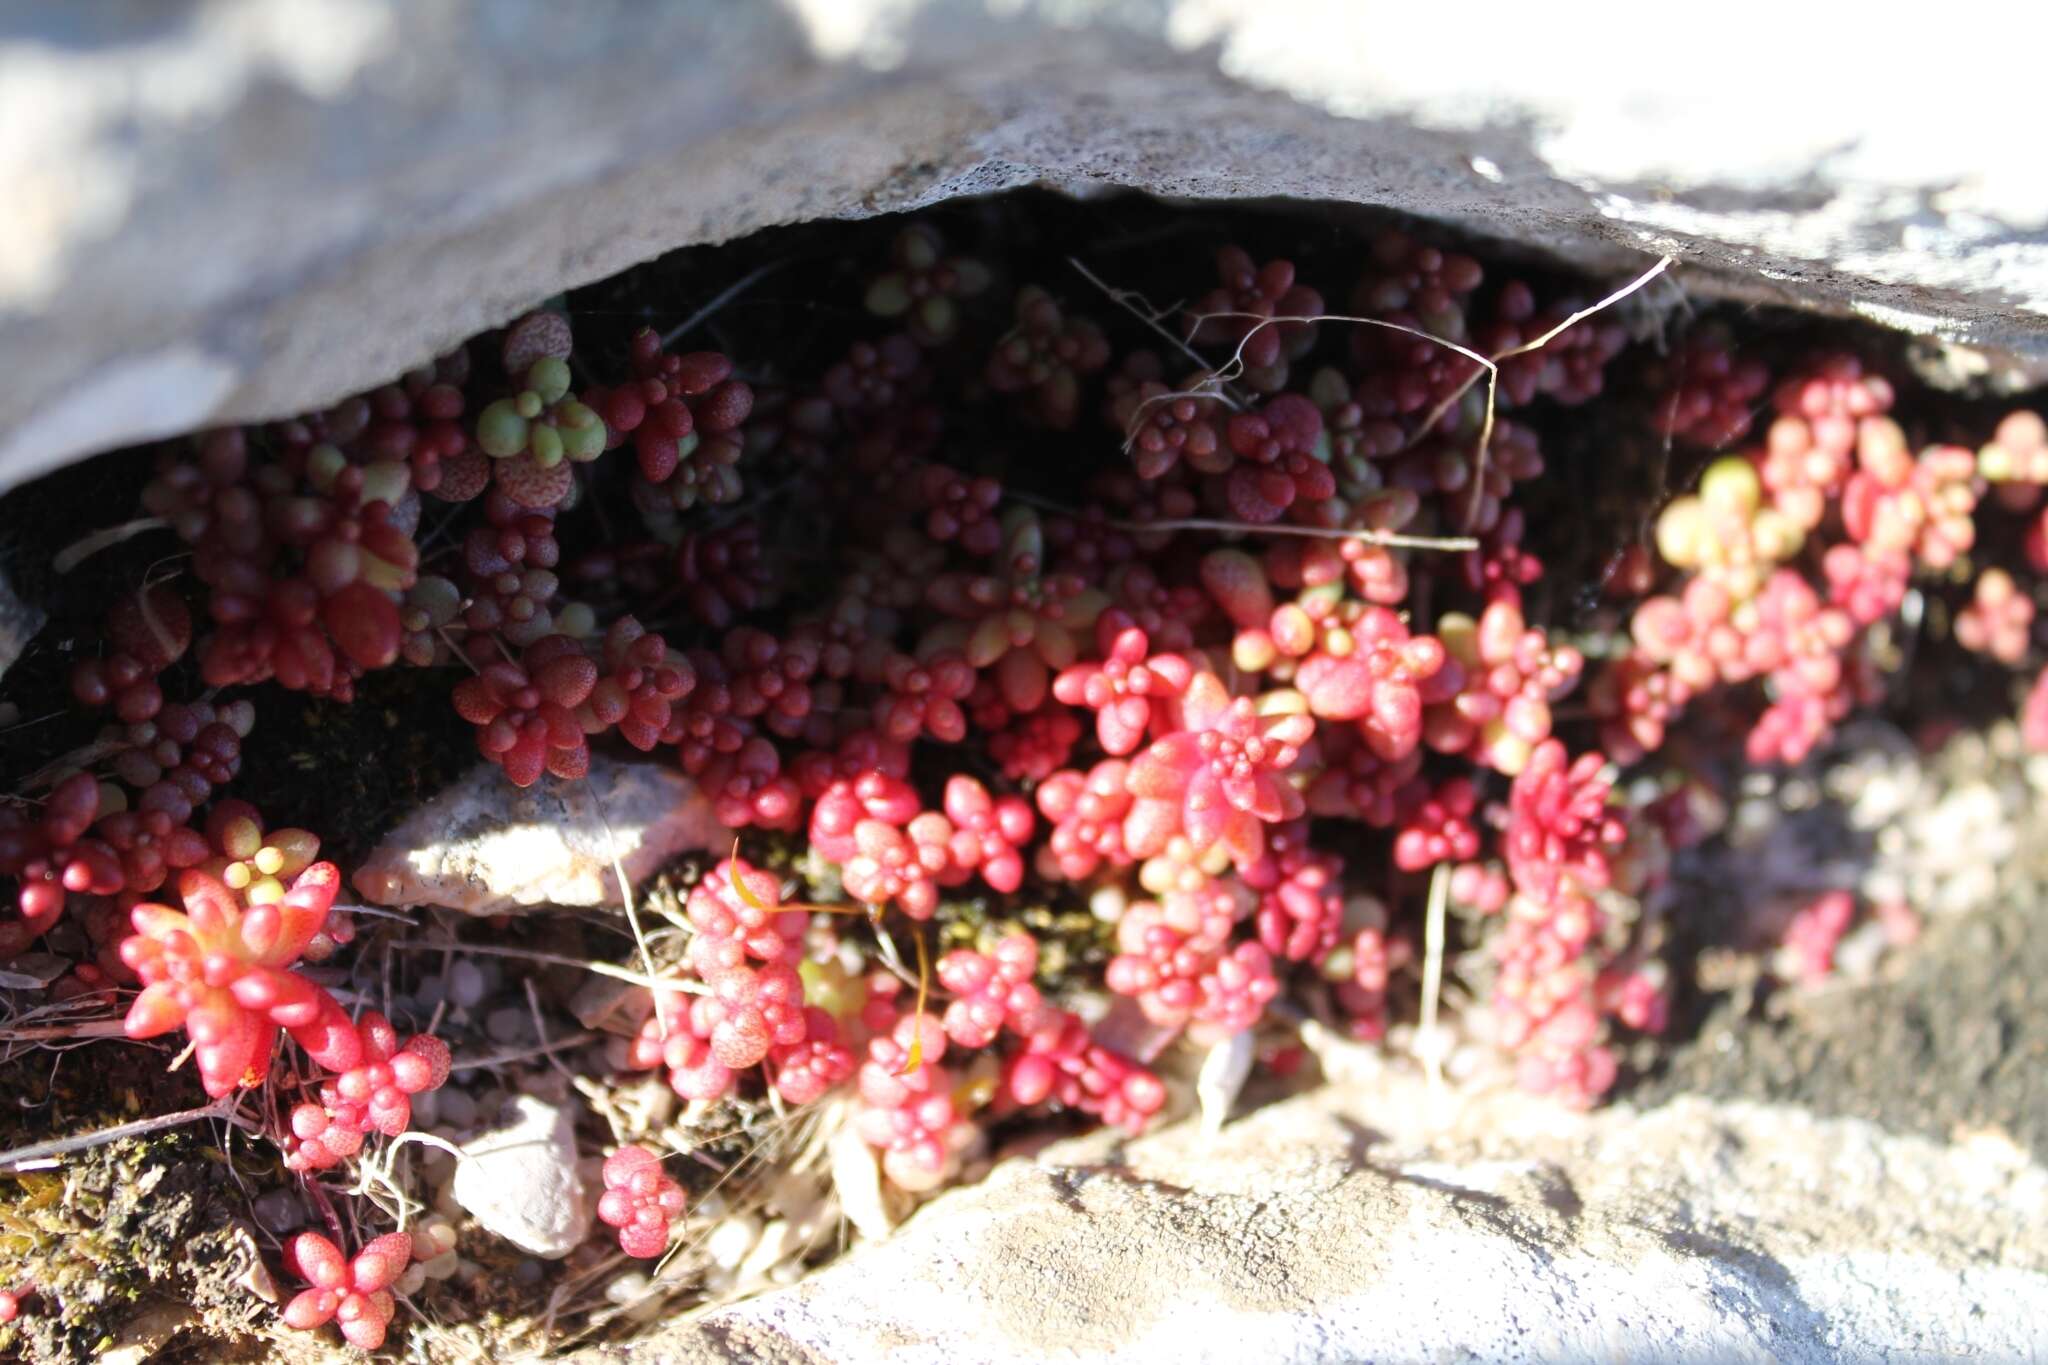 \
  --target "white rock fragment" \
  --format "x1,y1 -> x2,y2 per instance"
828,1108 -> 893,1243
1195,1029 -> 1253,1139
1294,1017 -> 1384,1086
738,1218 -> 796,1289
452,1095 -> 592,1259
706,1213 -> 760,1273
573,1082 -> 2048,1365
351,754 -> 729,914
605,1270 -> 650,1306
